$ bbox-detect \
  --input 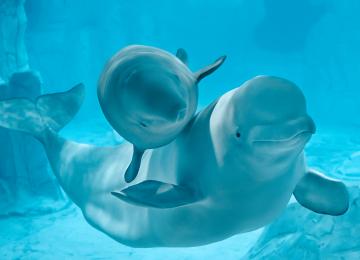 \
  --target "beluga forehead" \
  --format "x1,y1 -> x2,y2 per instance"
97,44 -> 226,183
232,76 -> 307,123
242,76 -> 305,105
